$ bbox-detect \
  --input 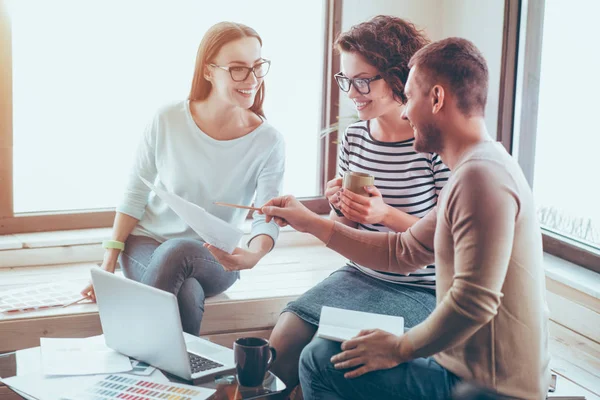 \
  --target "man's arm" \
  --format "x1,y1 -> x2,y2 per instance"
324,206 -> 437,274
405,161 -> 518,357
